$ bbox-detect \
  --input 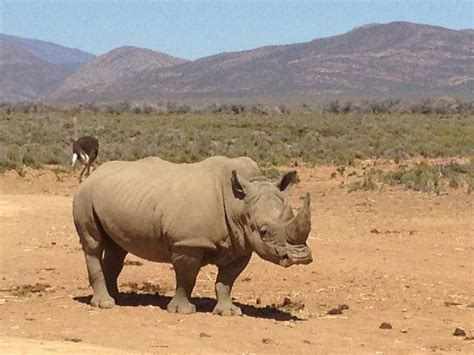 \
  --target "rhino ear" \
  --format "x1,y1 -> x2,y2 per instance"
275,170 -> 297,191
231,170 -> 251,200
